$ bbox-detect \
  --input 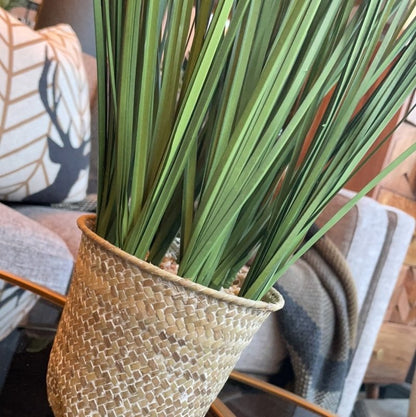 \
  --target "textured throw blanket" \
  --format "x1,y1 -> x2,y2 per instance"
275,231 -> 358,412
